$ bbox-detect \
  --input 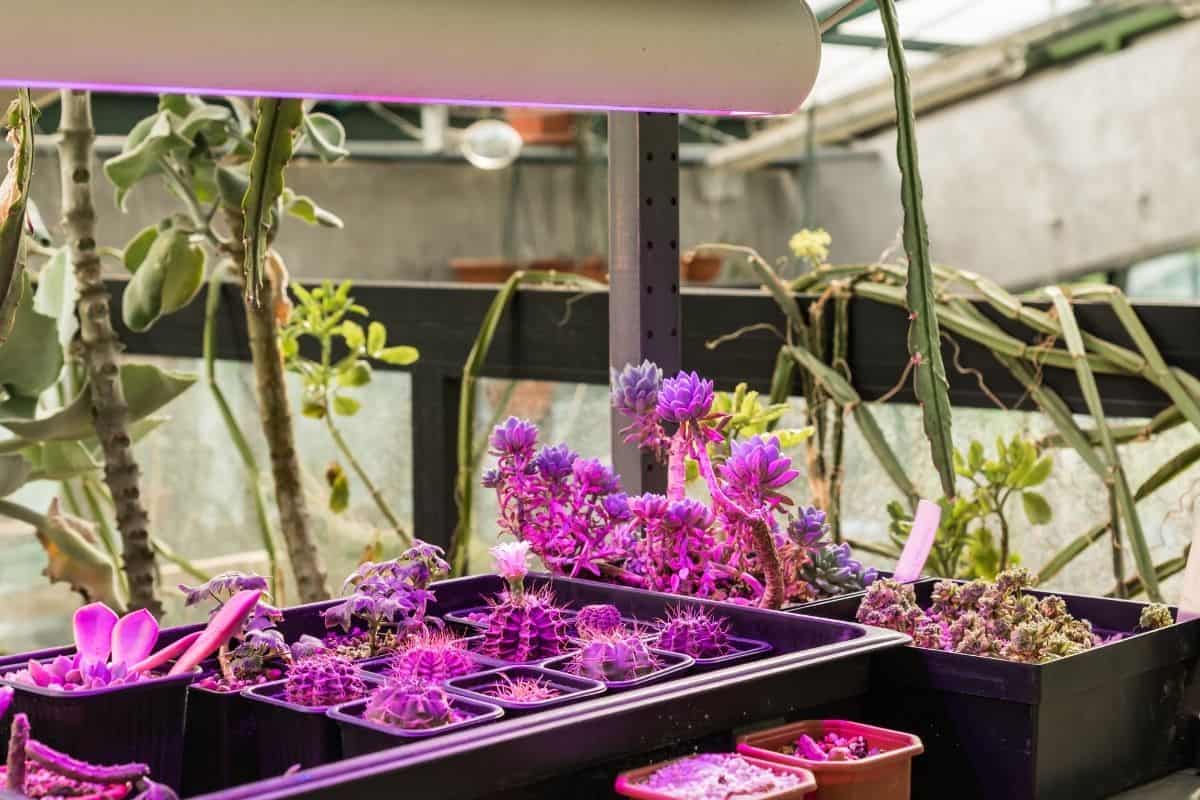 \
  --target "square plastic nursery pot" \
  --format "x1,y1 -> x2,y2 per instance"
782,572 -> 896,614
444,665 -> 605,712
736,719 -> 923,800
329,694 -> 504,757
180,680 -> 264,796
241,674 -> 380,779
189,574 -> 907,800
799,581 -> 1200,799
0,669 -> 195,791
650,635 -> 773,672
542,647 -> 693,690
614,753 -> 817,799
